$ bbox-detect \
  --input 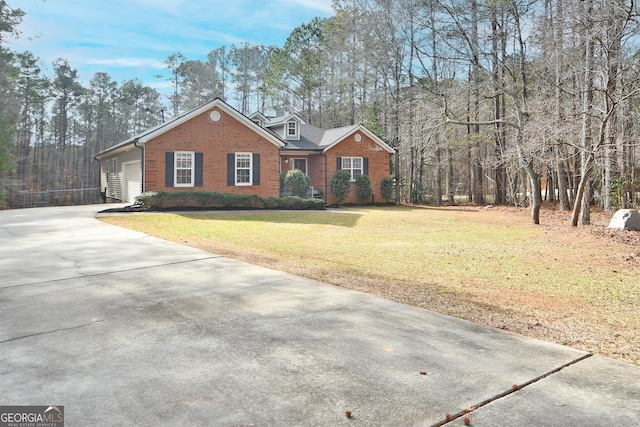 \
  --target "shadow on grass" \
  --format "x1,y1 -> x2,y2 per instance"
175,210 -> 363,228
338,203 -> 485,214
398,204 -> 484,213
